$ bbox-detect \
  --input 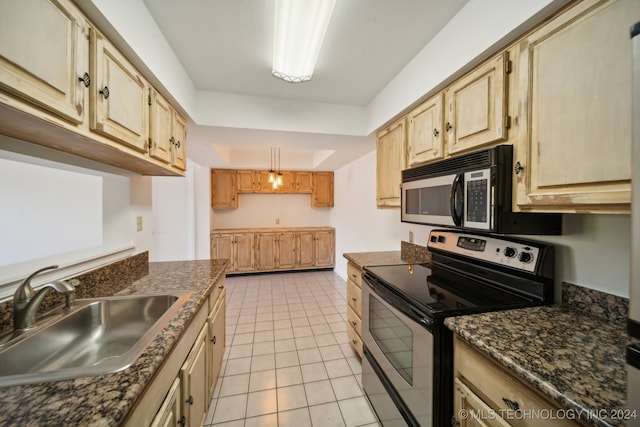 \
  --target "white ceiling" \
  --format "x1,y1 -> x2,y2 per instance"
140,0 -> 471,170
